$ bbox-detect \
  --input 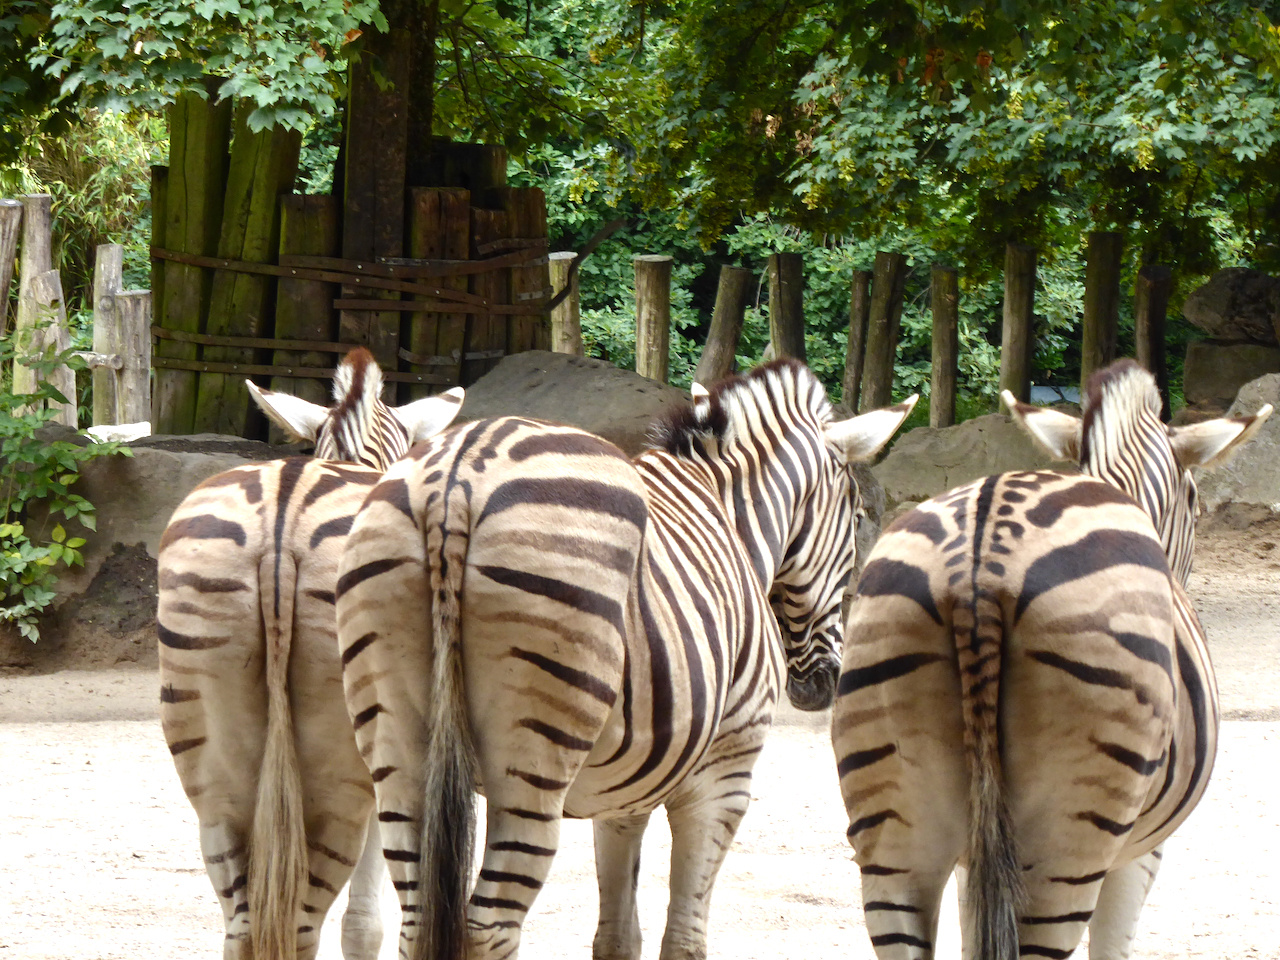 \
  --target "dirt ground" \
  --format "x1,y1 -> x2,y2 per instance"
1,524 -> 1278,959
